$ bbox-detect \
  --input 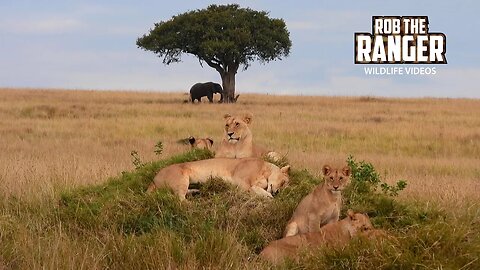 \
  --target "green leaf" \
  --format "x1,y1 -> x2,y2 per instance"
136,4 -> 291,72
